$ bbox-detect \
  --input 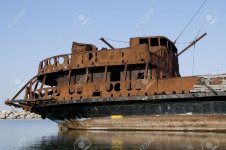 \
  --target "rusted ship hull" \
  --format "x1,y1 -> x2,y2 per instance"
59,115 -> 226,131
30,93 -> 226,131
5,35 -> 226,131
